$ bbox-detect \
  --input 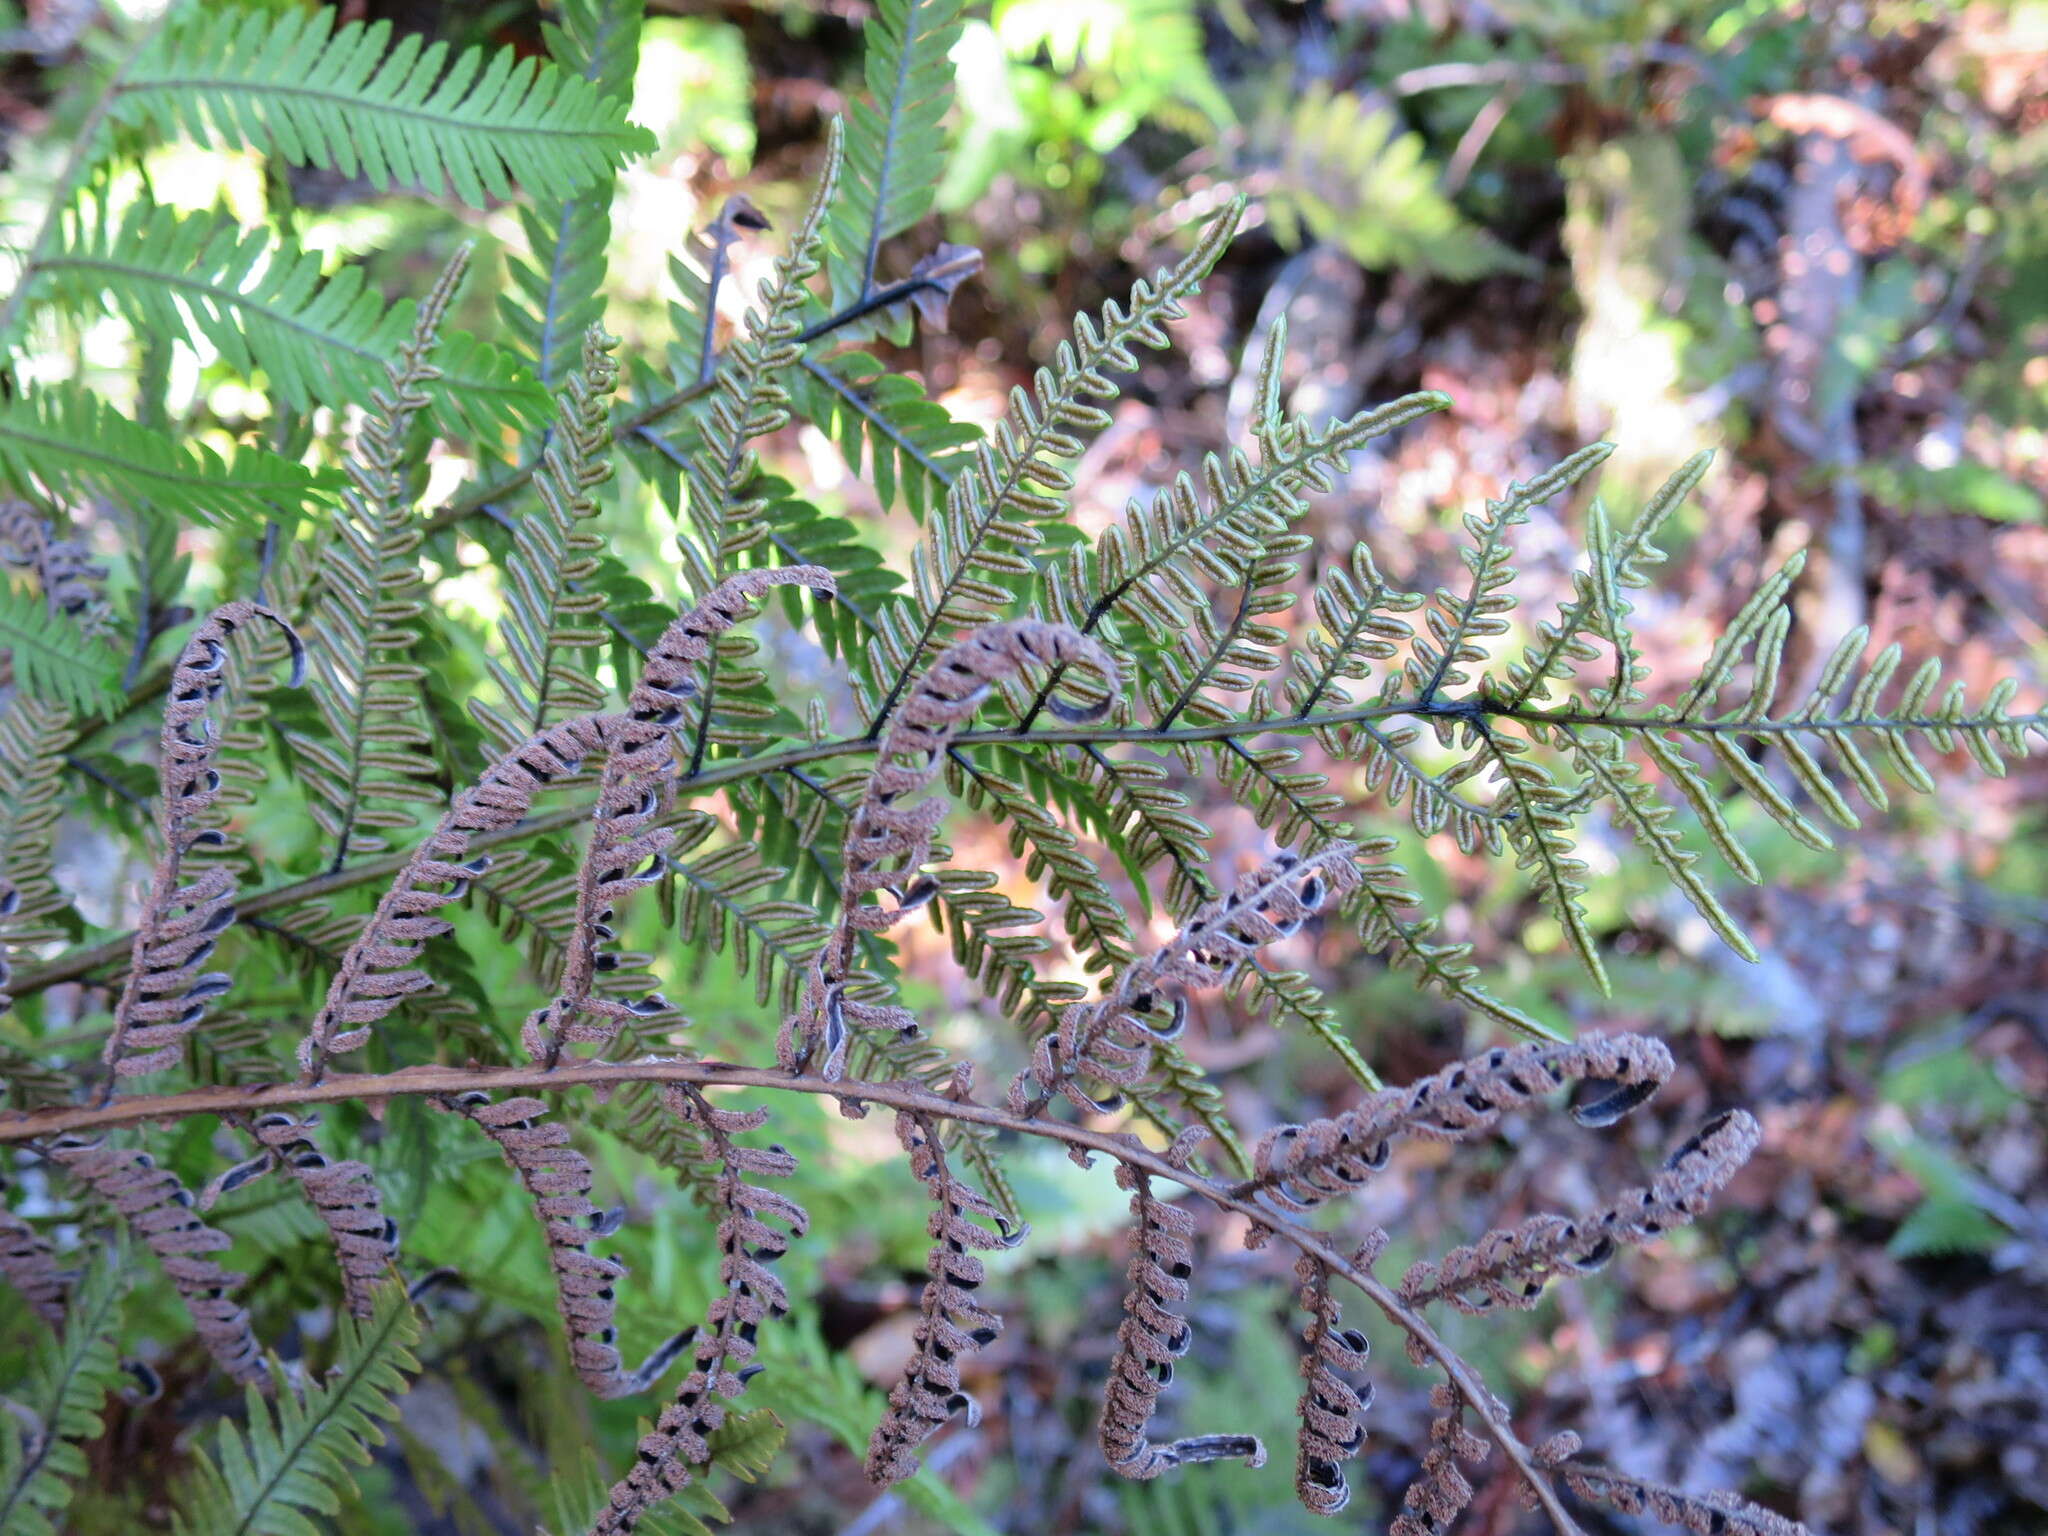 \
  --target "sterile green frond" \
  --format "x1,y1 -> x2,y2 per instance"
0,1244 -> 132,1536
0,584 -> 121,716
